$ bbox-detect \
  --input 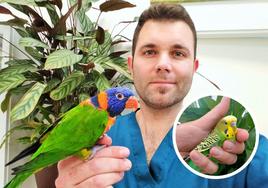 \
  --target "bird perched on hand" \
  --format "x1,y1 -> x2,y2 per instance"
4,87 -> 139,188
185,115 -> 237,174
